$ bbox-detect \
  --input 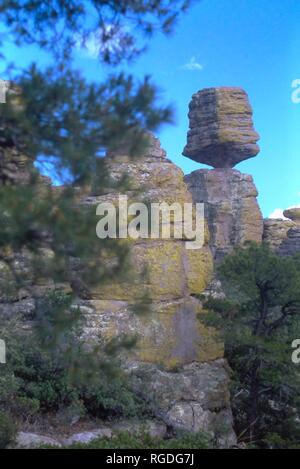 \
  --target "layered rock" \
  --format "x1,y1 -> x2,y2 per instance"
185,168 -> 263,259
183,87 -> 260,168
